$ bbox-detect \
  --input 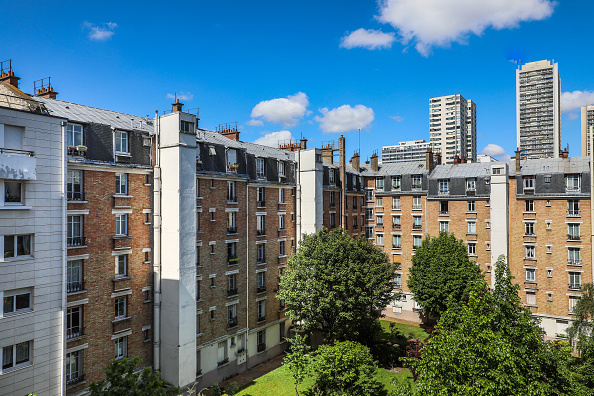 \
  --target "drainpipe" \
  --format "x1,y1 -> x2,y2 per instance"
245,181 -> 250,368
60,120 -> 67,395
153,111 -> 162,370
590,130 -> 594,286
